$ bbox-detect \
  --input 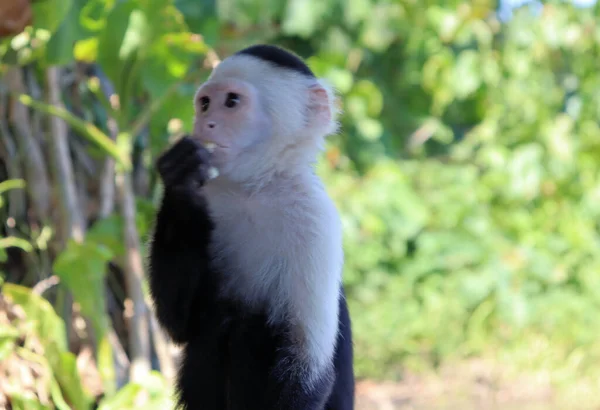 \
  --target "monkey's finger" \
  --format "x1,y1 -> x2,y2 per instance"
160,153 -> 195,185
161,149 -> 211,187
159,138 -> 213,174
160,159 -> 198,187
157,137 -> 198,171
193,143 -> 213,165
157,144 -> 210,180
